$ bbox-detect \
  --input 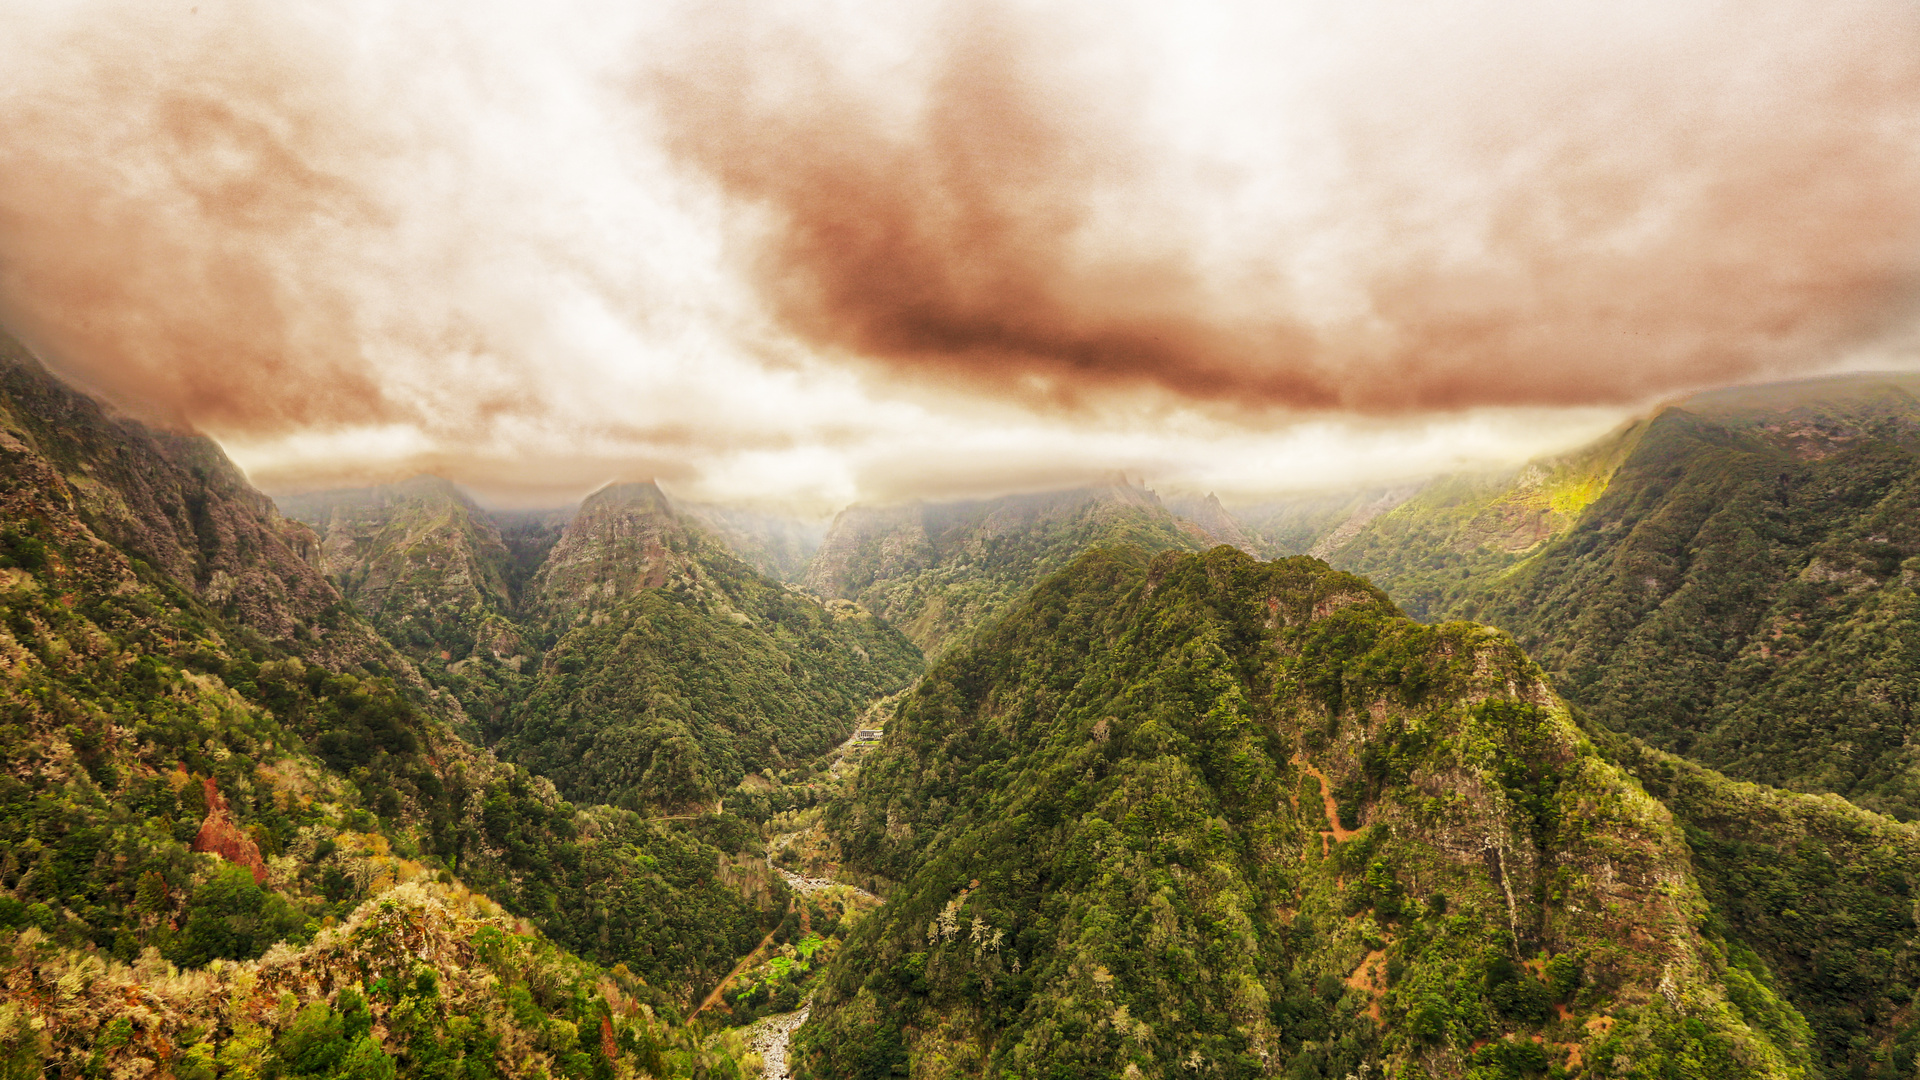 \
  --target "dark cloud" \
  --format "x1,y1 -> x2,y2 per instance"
0,5 -> 405,432
646,0 -> 1920,414
645,2 -> 1338,412
2,0 -> 1918,506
